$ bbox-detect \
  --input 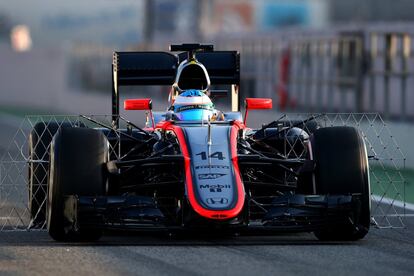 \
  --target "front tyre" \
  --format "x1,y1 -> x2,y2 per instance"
311,127 -> 370,241
47,128 -> 108,241
28,122 -> 73,226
